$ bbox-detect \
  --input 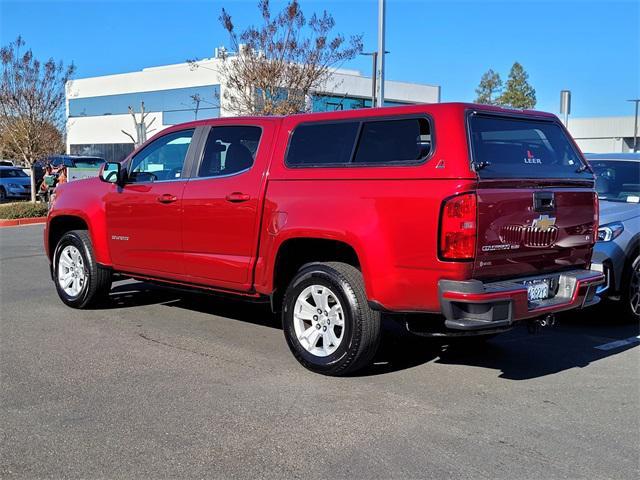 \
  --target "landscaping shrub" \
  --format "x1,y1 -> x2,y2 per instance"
0,202 -> 48,219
